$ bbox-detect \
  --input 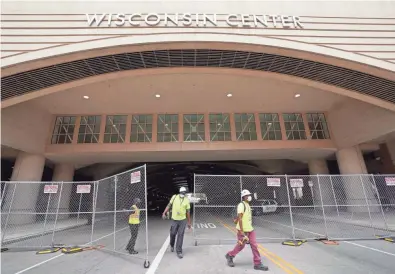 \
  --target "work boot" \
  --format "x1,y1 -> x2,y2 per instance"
254,264 -> 269,271
129,250 -> 138,255
177,253 -> 183,259
170,246 -> 174,252
225,253 -> 235,267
